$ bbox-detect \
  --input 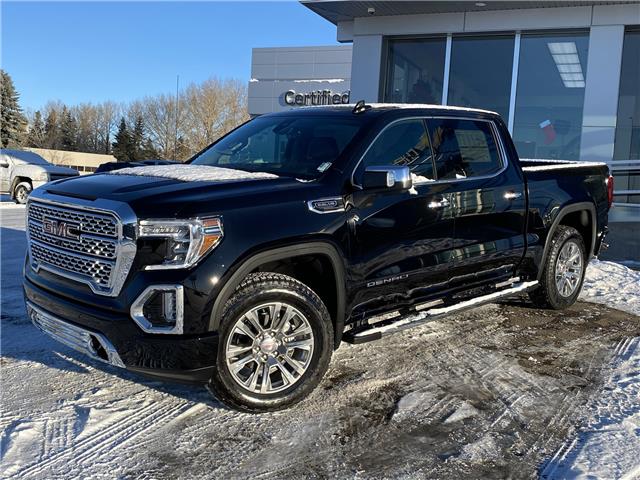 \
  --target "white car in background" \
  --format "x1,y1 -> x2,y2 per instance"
0,149 -> 79,204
